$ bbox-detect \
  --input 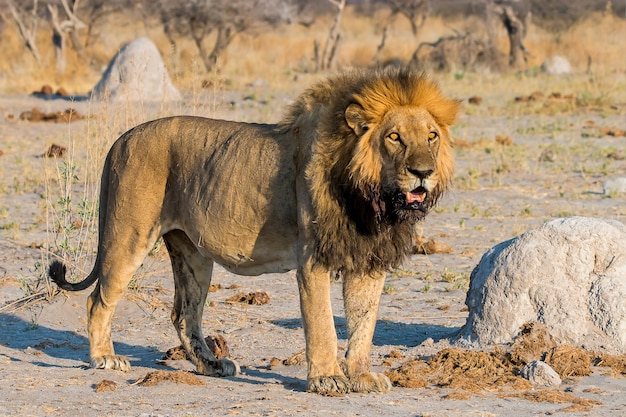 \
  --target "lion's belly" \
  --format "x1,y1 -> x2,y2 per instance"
162,119 -> 300,276
191,221 -> 299,276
